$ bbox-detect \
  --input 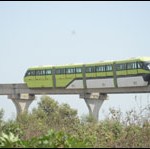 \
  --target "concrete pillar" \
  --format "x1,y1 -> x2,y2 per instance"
80,93 -> 108,121
8,94 -> 35,116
